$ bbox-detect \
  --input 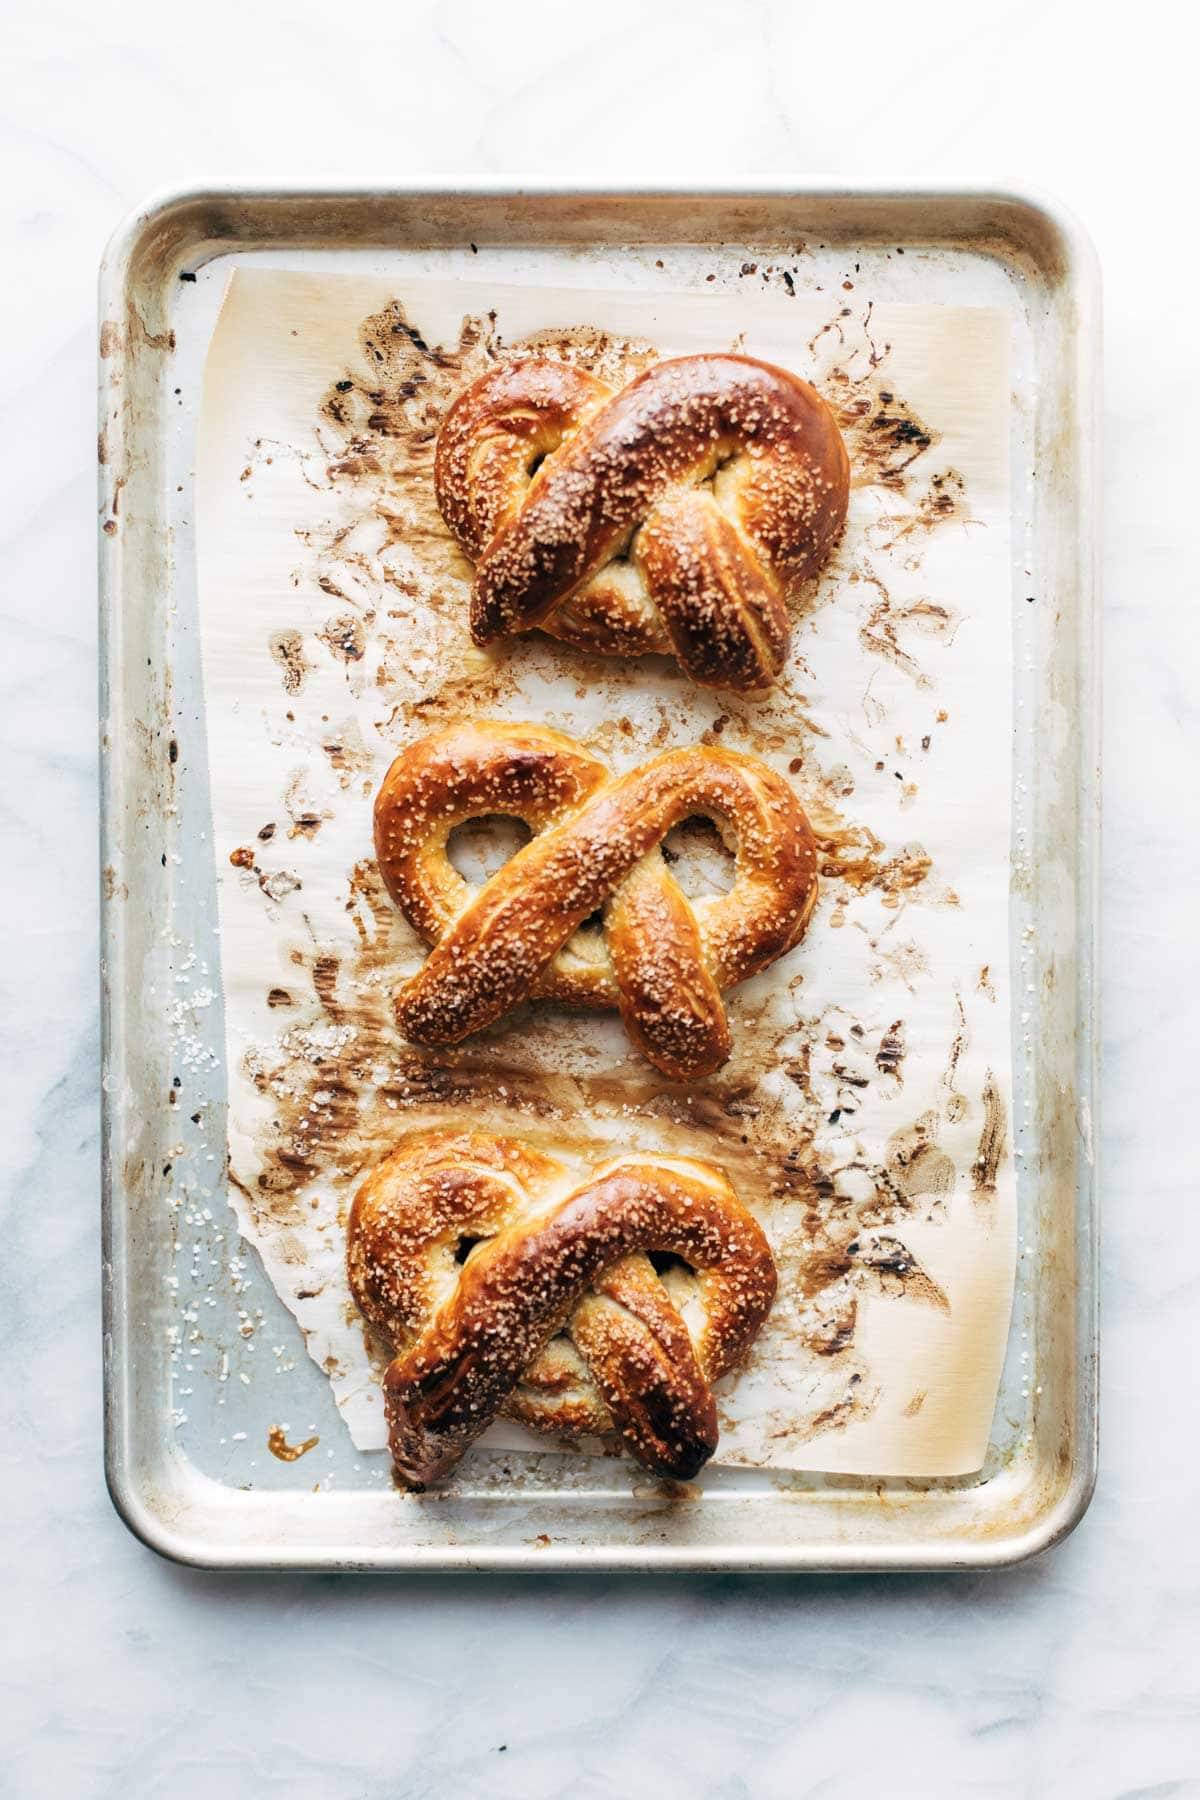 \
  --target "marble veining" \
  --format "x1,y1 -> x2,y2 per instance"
2,0 -> 1198,1794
